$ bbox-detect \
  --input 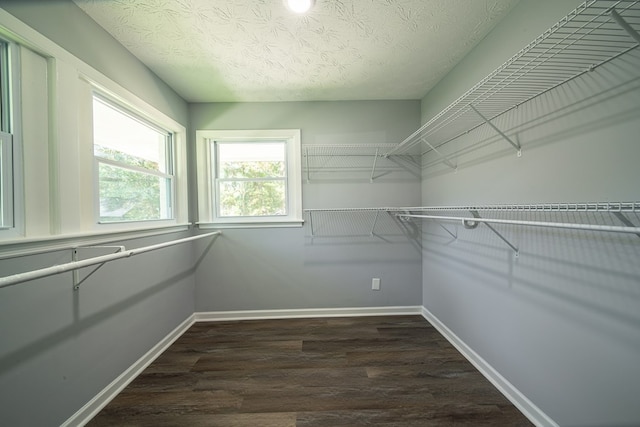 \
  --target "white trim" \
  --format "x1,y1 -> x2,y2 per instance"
197,220 -> 303,229
0,223 -> 190,260
0,10 -> 189,240
61,314 -> 196,427
195,129 -> 303,226
420,306 -> 558,427
195,306 -> 423,322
